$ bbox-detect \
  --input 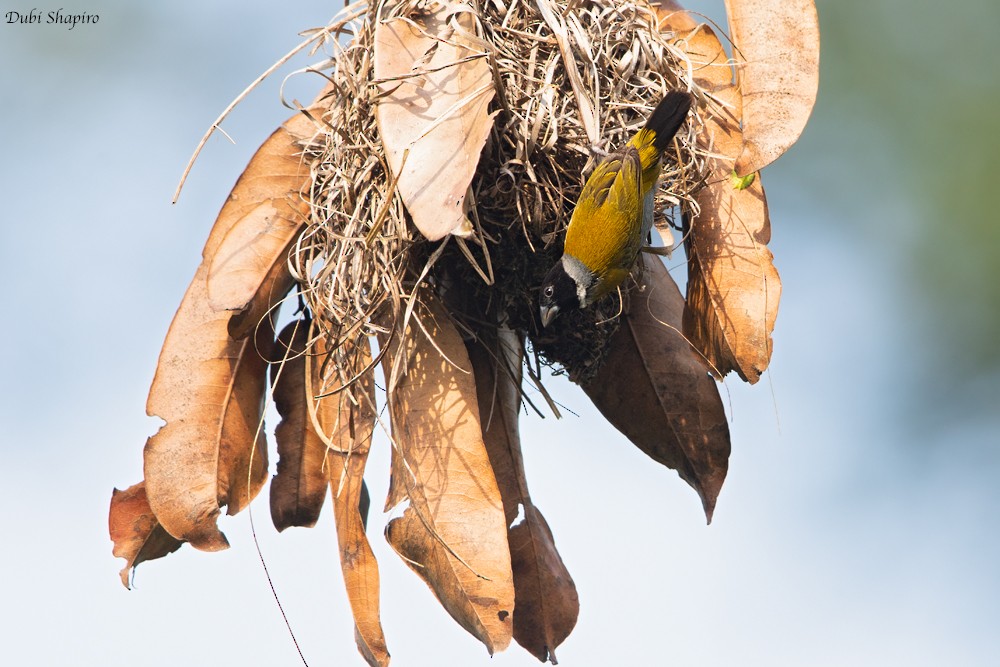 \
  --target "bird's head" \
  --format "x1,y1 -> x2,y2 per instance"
539,255 -> 594,327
